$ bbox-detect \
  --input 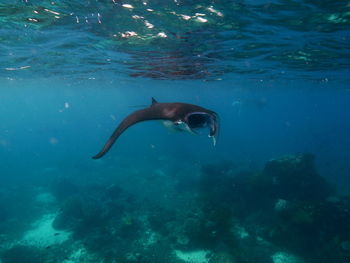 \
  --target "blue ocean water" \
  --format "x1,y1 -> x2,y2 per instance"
1,1 -> 350,263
